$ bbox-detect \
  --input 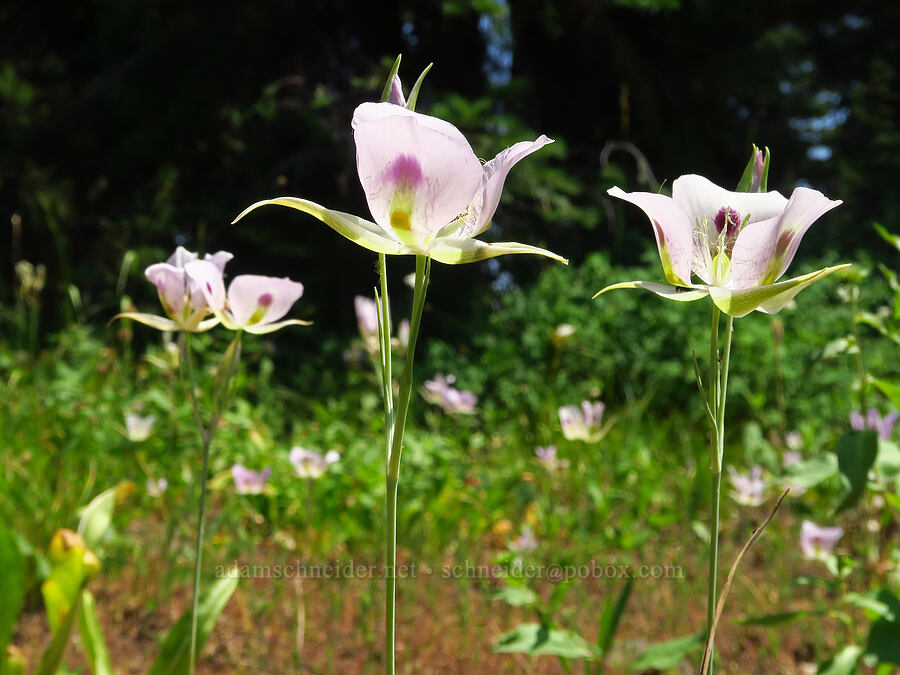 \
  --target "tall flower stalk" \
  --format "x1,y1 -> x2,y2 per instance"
597,146 -> 848,672
115,247 -> 308,673
234,56 -> 565,674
